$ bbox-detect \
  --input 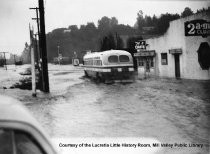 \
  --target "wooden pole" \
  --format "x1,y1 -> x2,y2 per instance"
31,44 -> 36,97
39,0 -> 49,92
30,25 -> 36,97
